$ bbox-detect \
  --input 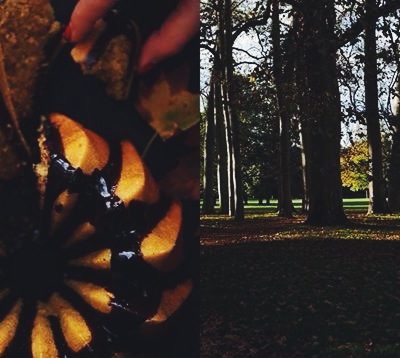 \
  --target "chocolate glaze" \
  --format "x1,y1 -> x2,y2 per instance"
0,116 -> 194,357
0,118 -> 191,357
